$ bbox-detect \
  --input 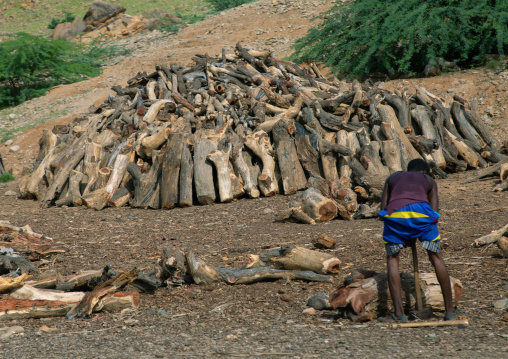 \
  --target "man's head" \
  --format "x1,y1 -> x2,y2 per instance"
407,159 -> 430,174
